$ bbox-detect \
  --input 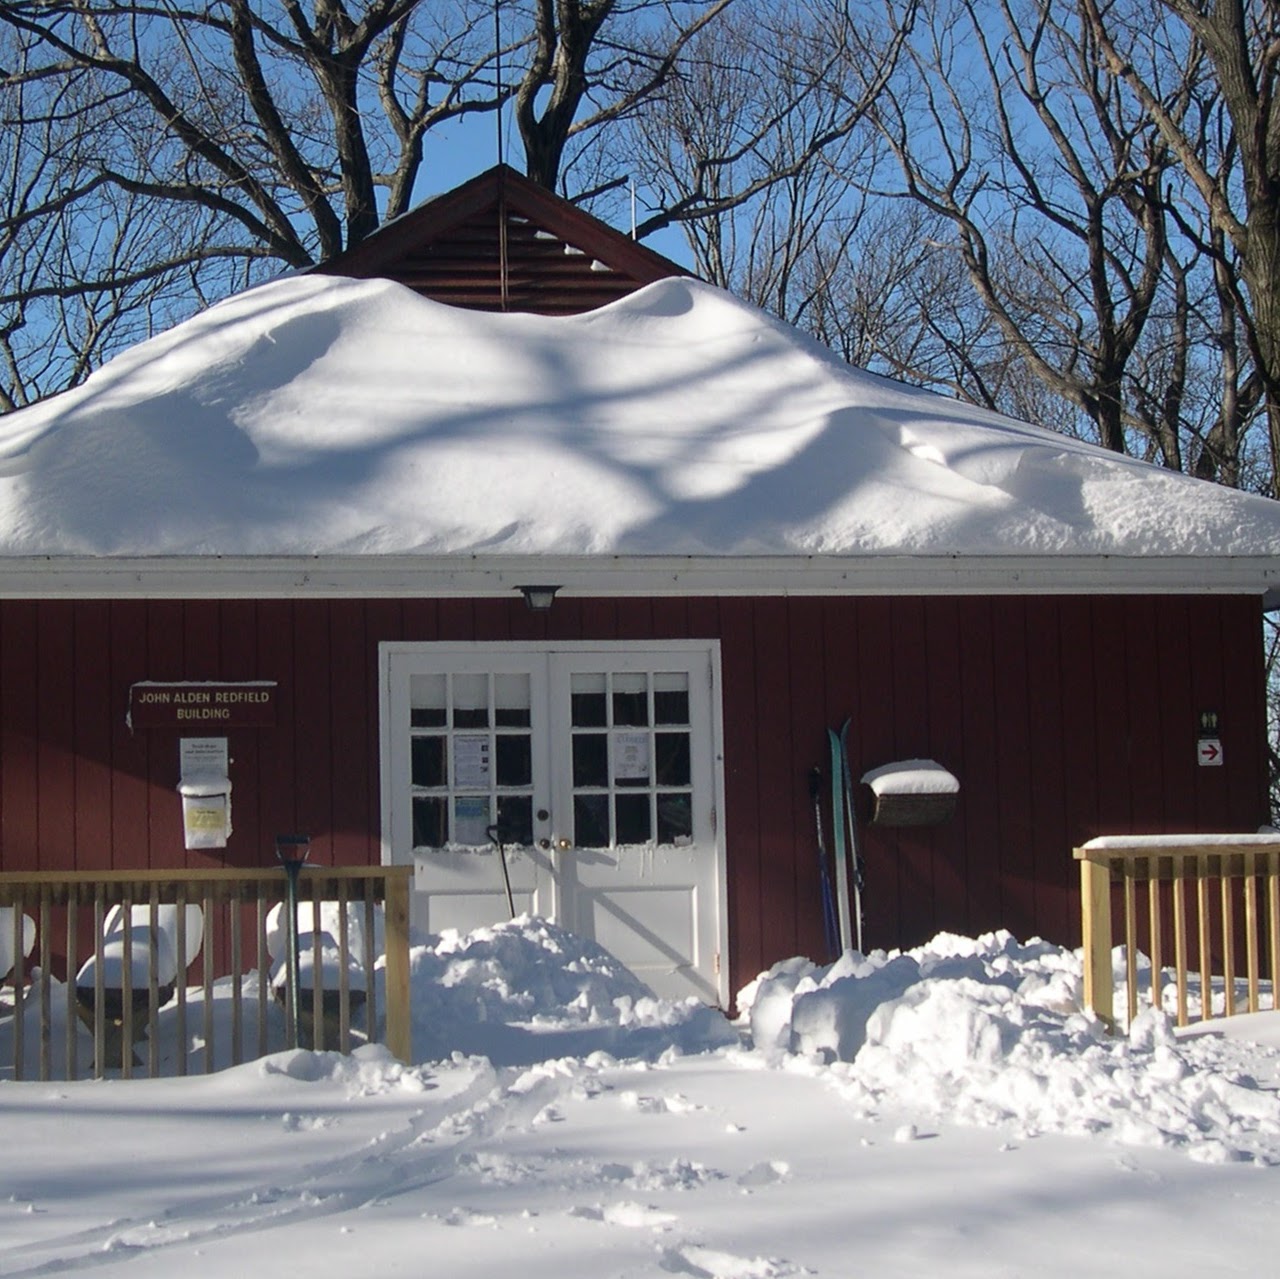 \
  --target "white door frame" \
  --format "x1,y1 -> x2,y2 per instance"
378,638 -> 729,1006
